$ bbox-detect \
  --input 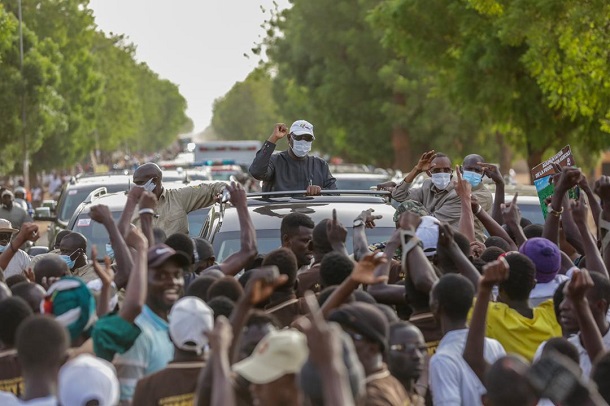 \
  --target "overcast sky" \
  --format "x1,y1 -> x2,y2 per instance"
88,0 -> 289,134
